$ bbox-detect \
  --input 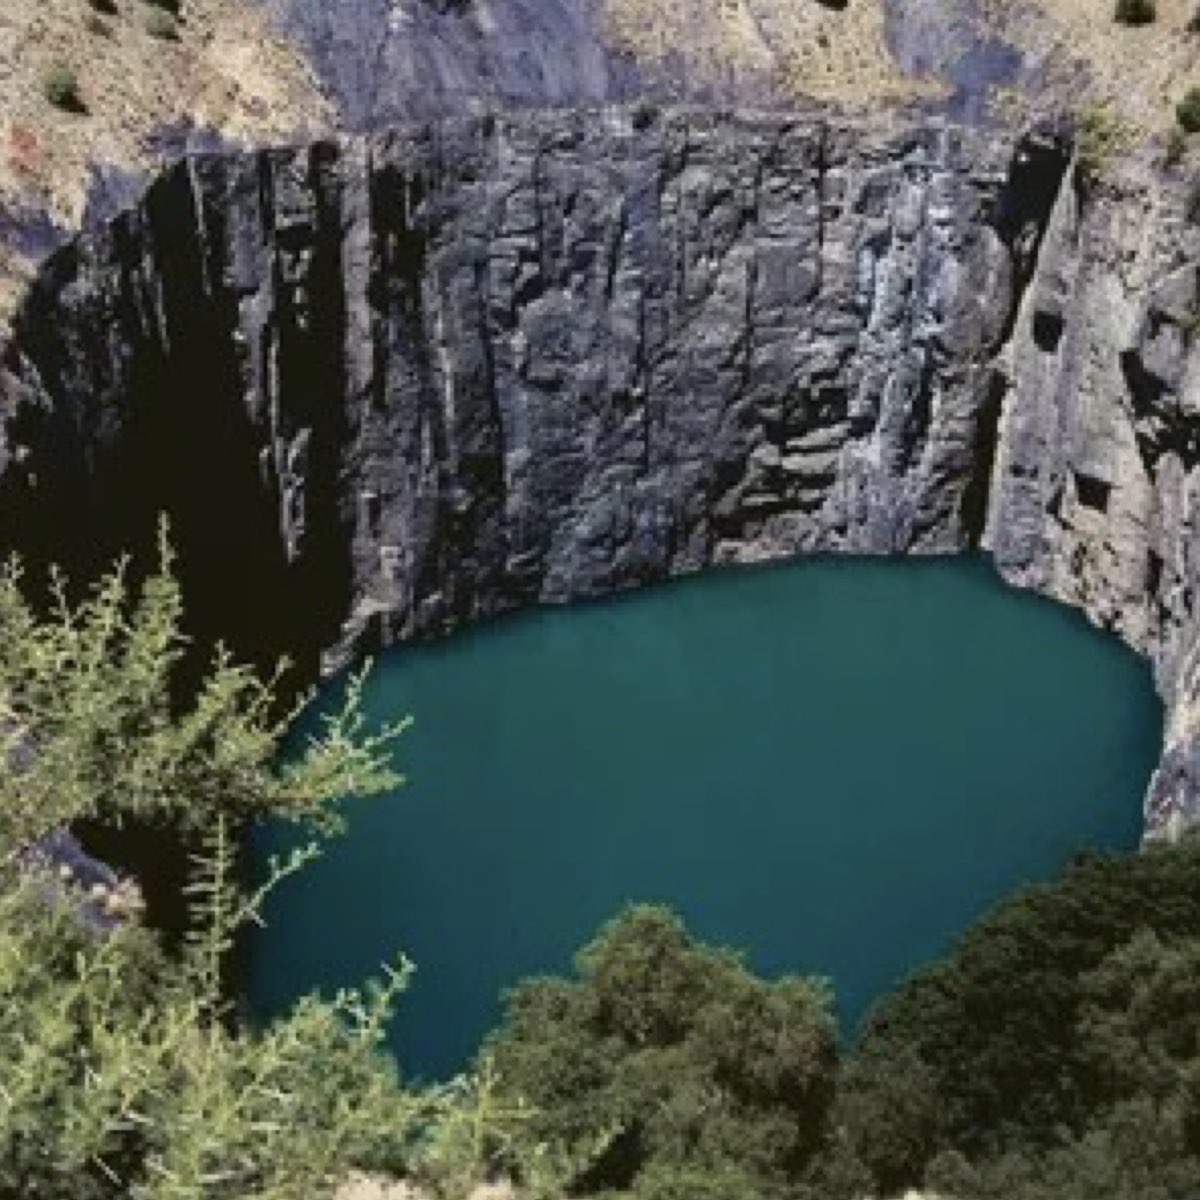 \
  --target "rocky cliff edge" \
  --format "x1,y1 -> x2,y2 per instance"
0,107 -> 1197,836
